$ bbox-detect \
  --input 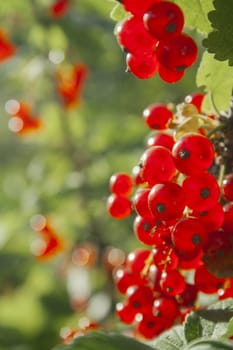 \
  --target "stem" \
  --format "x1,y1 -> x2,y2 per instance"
206,124 -> 225,138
